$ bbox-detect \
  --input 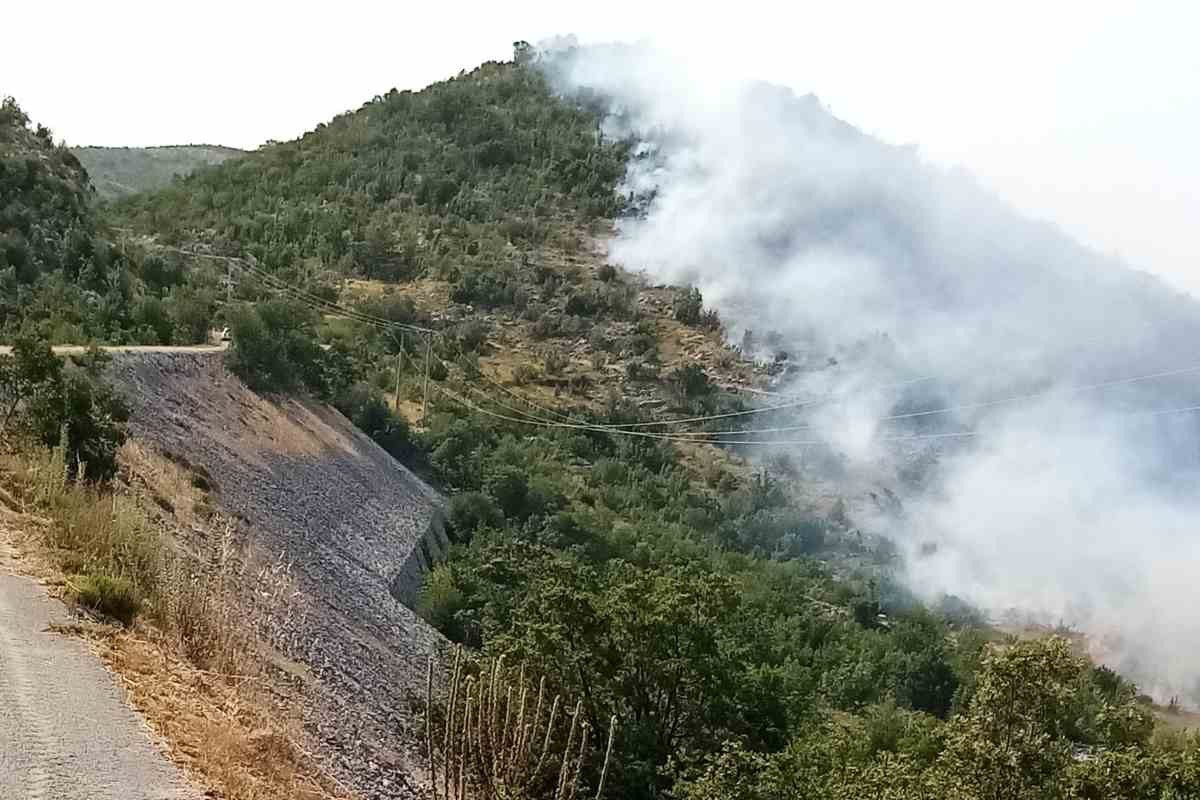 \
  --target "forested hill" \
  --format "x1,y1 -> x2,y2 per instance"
4,49 -> 1198,800
111,56 -> 627,278
0,96 -> 144,342
72,144 -> 244,199
4,55 -> 627,343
